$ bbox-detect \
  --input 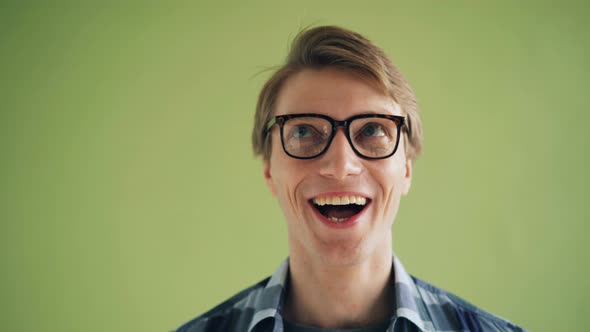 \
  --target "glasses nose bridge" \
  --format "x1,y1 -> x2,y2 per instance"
326,119 -> 355,155
331,119 -> 351,134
